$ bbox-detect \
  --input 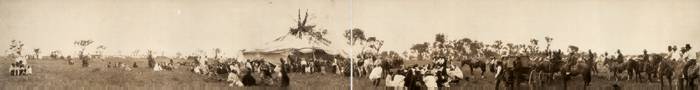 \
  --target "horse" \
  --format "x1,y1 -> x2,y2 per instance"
625,57 -> 641,81
494,56 -> 535,90
560,58 -> 593,90
531,51 -> 564,86
460,57 -> 487,78
657,57 -> 696,90
636,54 -> 660,82
604,57 -> 627,81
